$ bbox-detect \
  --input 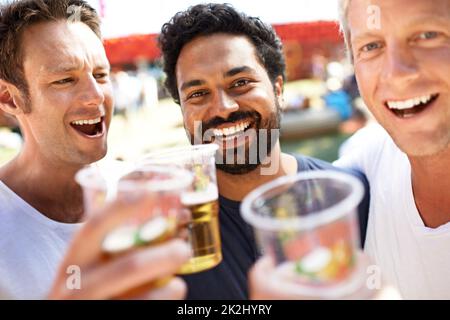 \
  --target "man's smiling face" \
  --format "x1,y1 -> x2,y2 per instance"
176,33 -> 283,174
20,20 -> 114,166
348,0 -> 450,157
